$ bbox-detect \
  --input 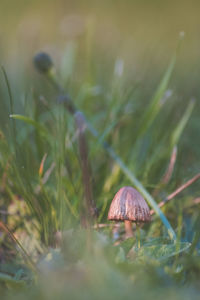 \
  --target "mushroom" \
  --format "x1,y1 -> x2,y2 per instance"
108,186 -> 151,246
